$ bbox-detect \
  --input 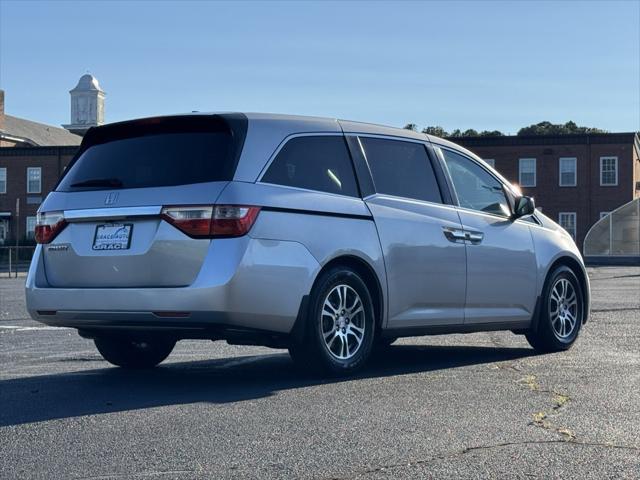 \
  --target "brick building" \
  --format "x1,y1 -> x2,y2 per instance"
453,132 -> 640,251
0,74 -> 105,244
0,146 -> 78,244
